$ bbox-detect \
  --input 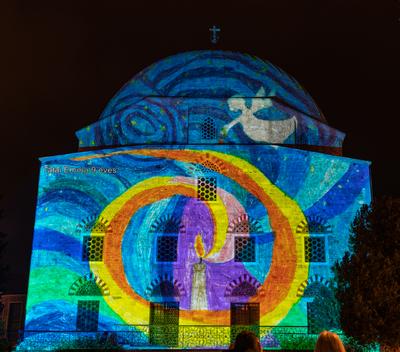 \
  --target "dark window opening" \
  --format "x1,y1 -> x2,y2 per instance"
82,236 -> 104,262
201,117 -> 217,140
76,300 -> 99,332
234,237 -> 256,262
304,237 -> 326,262
149,302 -> 179,346
157,236 -> 178,262
230,303 -> 260,342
